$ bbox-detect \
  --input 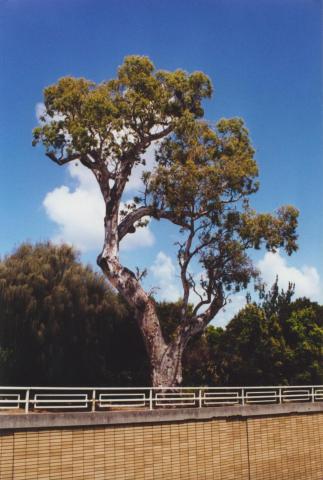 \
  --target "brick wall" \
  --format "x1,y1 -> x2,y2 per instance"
0,412 -> 322,479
